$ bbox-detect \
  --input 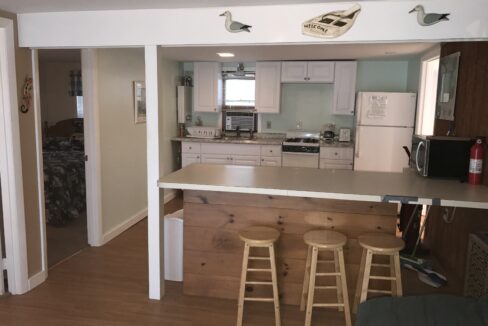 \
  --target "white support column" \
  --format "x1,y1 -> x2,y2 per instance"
145,45 -> 164,300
